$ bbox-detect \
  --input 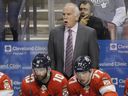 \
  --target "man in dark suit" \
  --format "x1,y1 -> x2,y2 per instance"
48,3 -> 99,78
